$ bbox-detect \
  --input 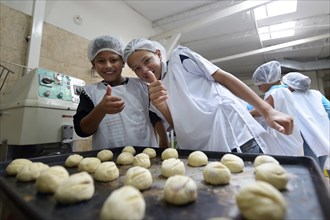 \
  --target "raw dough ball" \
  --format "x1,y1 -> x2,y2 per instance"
94,161 -> 119,182
203,162 -> 231,185
133,153 -> 151,168
161,158 -> 185,177
124,166 -> 152,190
164,175 -> 197,205
97,150 -> 113,162
161,148 -> 178,160
255,163 -> 288,190
6,158 -> 33,176
122,146 -> 136,155
142,148 -> 157,159
188,151 -> 208,167
100,185 -> 146,220
254,155 -> 279,168
236,181 -> 287,220
55,172 -> 94,204
36,166 -> 69,193
220,154 -> 244,173
78,157 -> 101,173
116,152 -> 134,165
65,154 -> 83,167
16,162 -> 49,182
